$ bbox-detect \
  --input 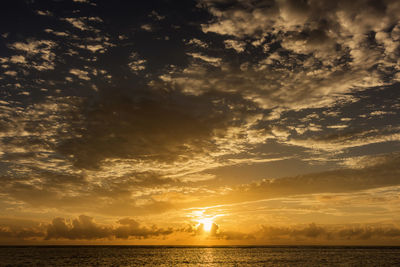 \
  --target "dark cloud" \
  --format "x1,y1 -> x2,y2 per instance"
46,215 -> 111,240
0,171 -> 178,216
189,0 -> 400,111
56,87 -> 258,169
240,153 -> 400,195
46,215 -> 173,240
0,217 -> 45,241
192,153 -> 400,206
0,227 -> 44,240
114,217 -> 173,239
257,223 -> 400,243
